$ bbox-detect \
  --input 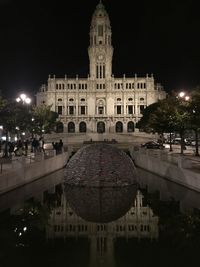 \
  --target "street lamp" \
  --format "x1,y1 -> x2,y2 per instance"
178,91 -> 190,101
16,93 -> 31,104
177,91 -> 190,154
